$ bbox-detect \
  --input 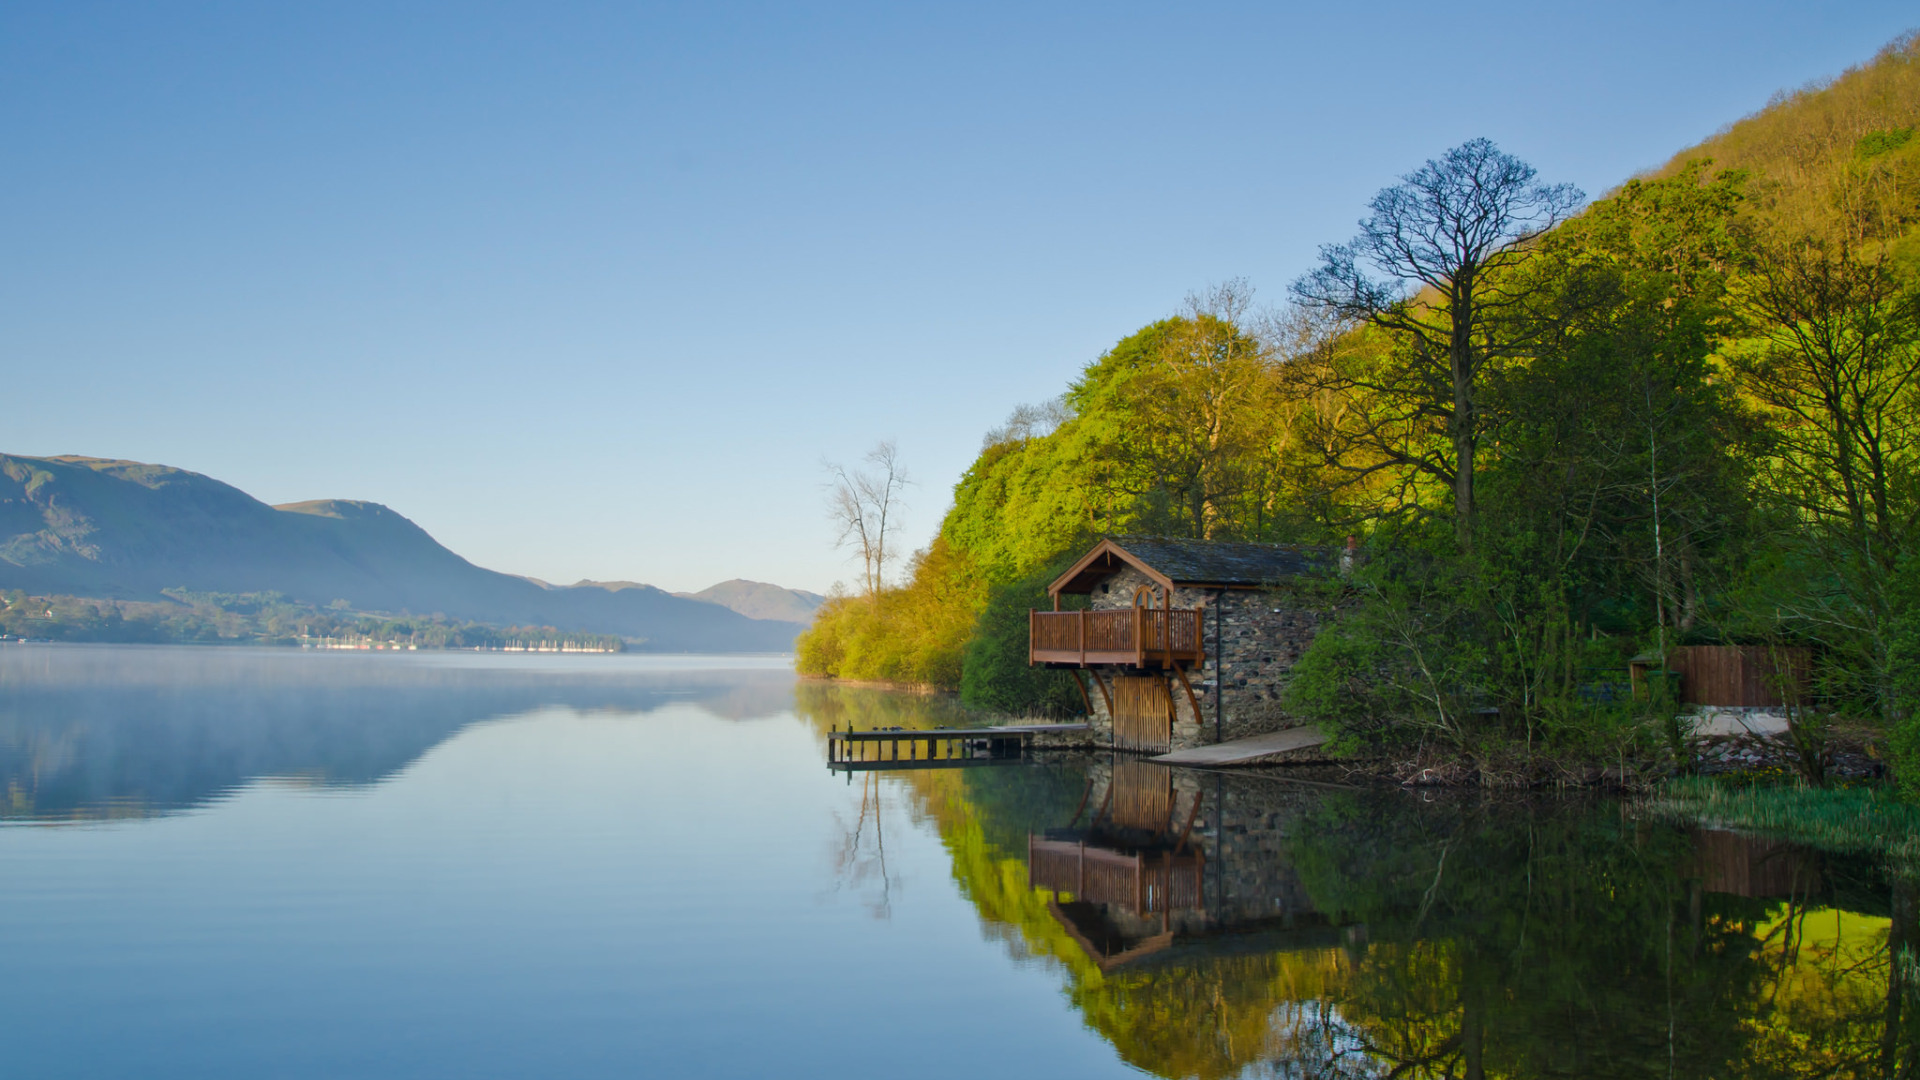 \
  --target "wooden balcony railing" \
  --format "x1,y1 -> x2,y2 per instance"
1029,608 -> 1204,668
1028,836 -> 1205,915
